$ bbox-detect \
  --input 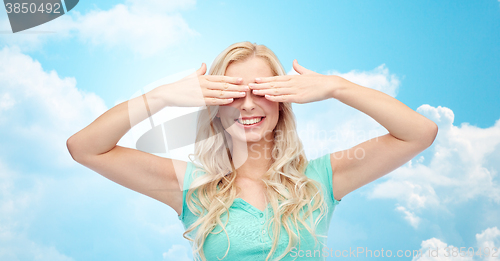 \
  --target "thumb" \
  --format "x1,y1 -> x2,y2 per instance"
293,59 -> 311,75
196,63 -> 207,76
